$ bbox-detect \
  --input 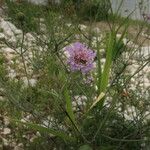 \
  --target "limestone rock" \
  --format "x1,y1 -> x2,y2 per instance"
0,19 -> 22,38
3,128 -> 11,135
